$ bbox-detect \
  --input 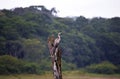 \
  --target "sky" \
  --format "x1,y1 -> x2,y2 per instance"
0,0 -> 120,18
